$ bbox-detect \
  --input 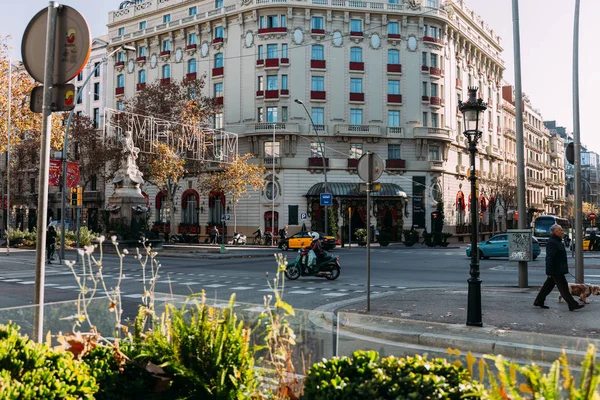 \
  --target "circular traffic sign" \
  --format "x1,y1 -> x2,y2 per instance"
21,5 -> 91,84
357,152 -> 384,182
